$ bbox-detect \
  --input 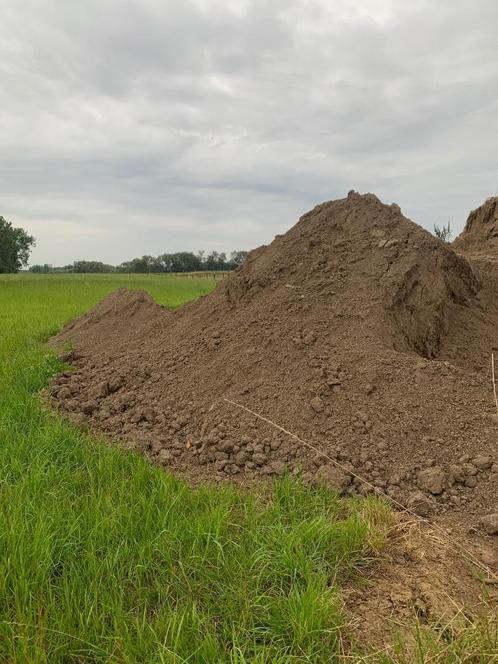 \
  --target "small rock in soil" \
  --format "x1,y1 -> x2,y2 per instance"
158,449 -> 172,464
406,490 -> 435,517
472,455 -> 493,470
449,464 -> 466,484
479,514 -> 498,535
81,400 -> 99,415
462,462 -> 478,477
252,453 -> 267,466
267,460 -> 287,475
57,387 -> 72,400
108,375 -> 124,393
417,467 -> 446,495
310,396 -> 324,413
315,464 -> 351,494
